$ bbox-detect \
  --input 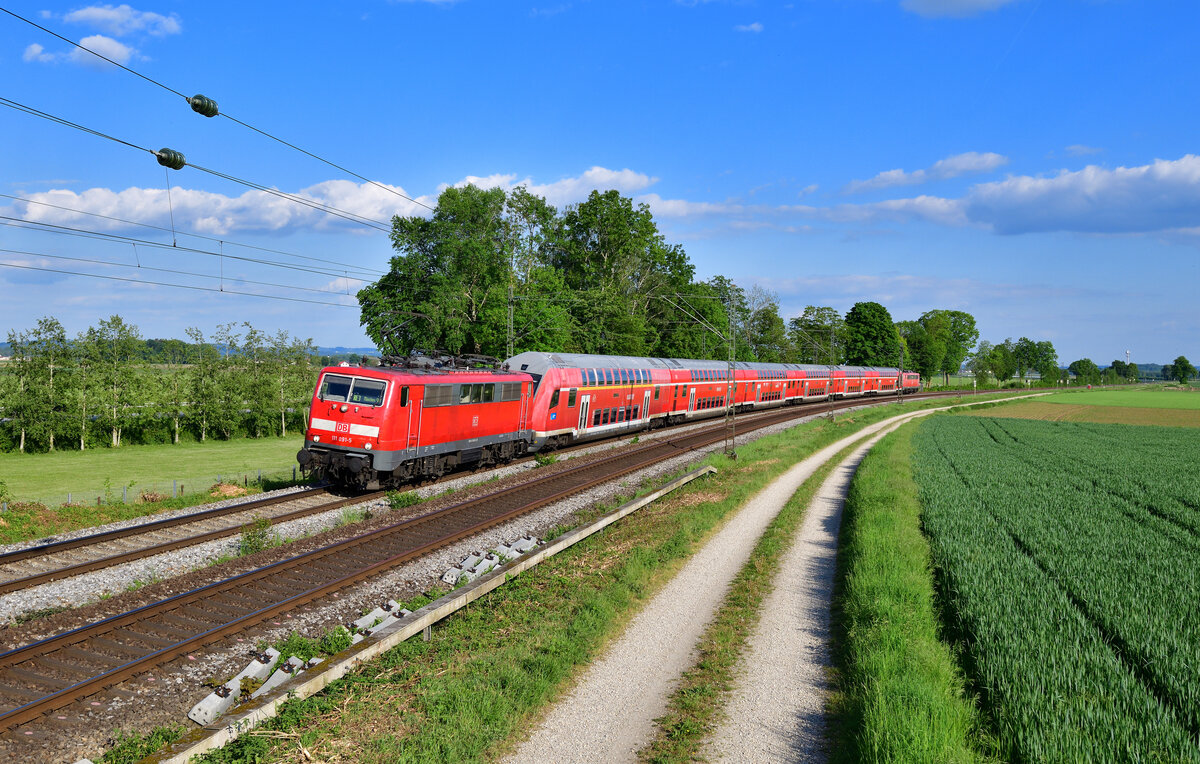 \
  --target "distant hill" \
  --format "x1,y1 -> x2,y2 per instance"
315,346 -> 380,357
